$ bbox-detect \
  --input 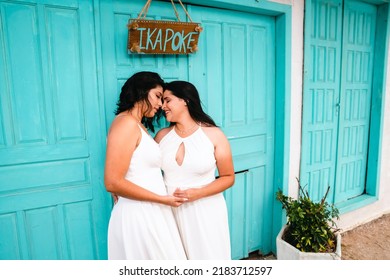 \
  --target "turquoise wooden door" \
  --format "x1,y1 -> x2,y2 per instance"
189,6 -> 276,259
301,0 -> 343,201
100,0 -> 276,260
0,0 -> 109,259
334,0 -> 376,203
301,0 -> 377,204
